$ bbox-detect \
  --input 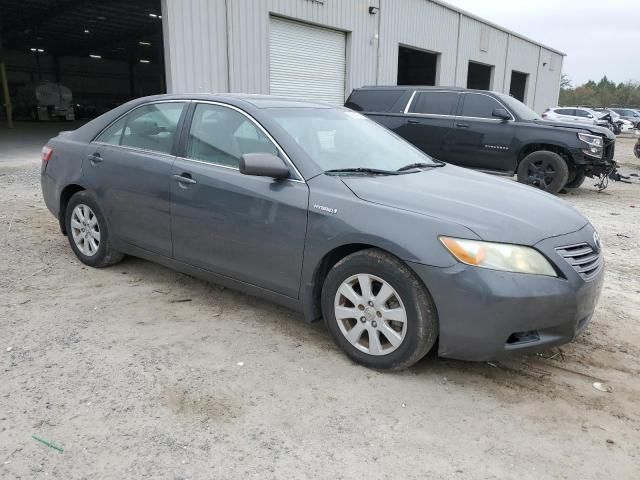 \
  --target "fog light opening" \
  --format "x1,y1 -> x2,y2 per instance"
507,330 -> 540,345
